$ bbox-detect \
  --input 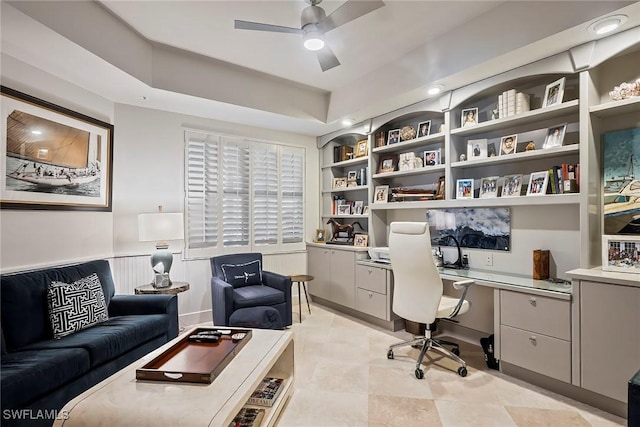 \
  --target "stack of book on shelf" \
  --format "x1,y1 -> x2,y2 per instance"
498,89 -> 530,118
391,187 -> 435,201
228,377 -> 285,427
548,163 -> 580,194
